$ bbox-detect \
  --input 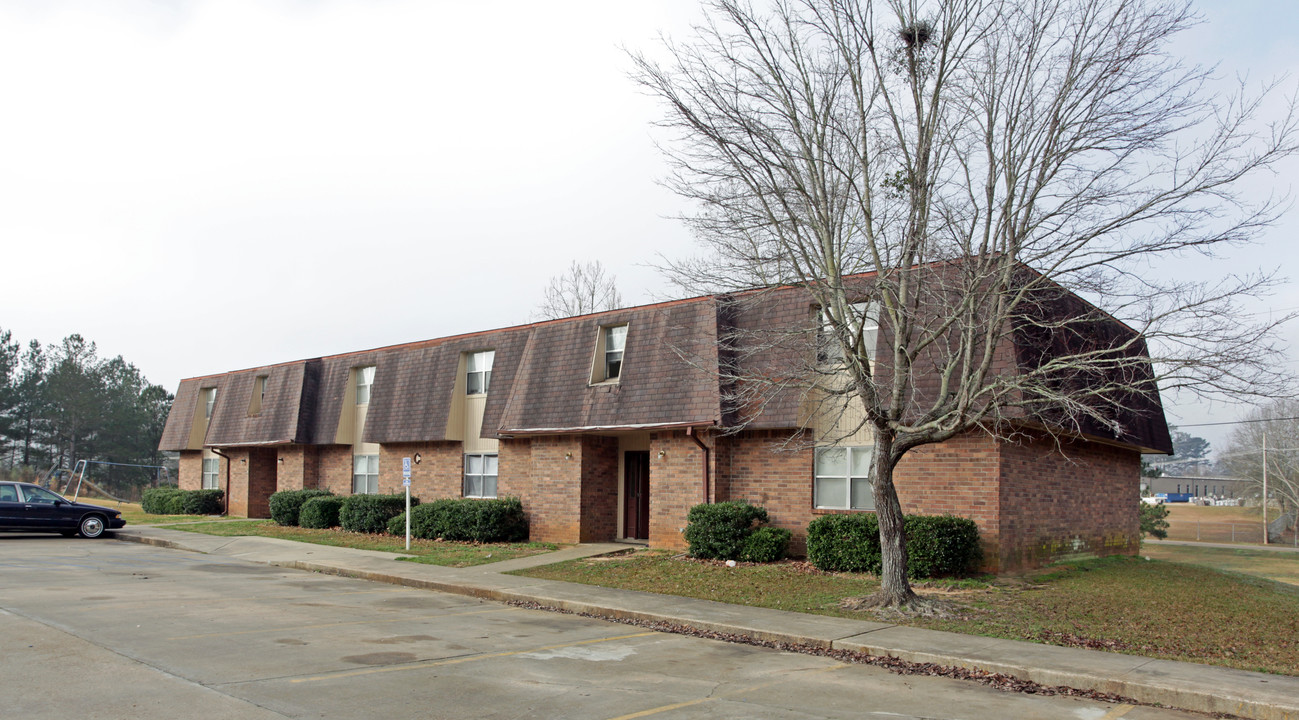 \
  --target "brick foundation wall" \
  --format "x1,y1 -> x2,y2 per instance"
996,435 -> 1140,572
178,451 -> 202,491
